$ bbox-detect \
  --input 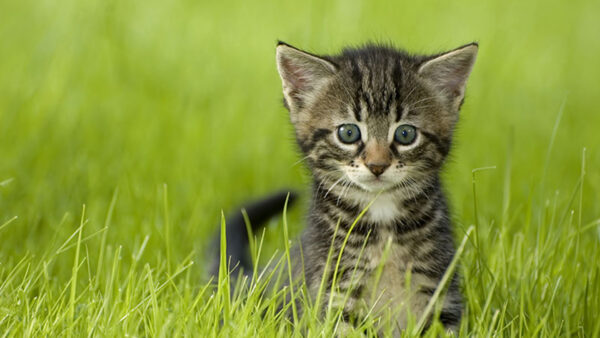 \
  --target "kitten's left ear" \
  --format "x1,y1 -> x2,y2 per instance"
276,42 -> 337,119
418,43 -> 478,110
